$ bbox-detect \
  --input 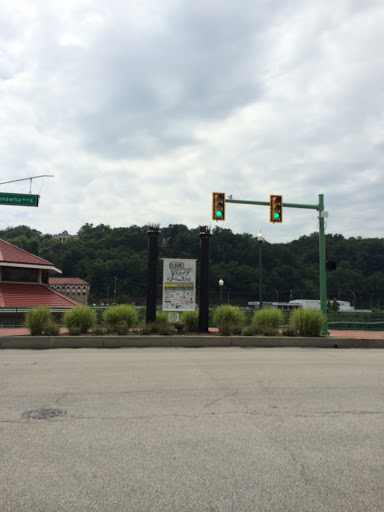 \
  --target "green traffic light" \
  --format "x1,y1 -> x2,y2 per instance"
216,210 -> 223,217
274,212 -> 280,219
